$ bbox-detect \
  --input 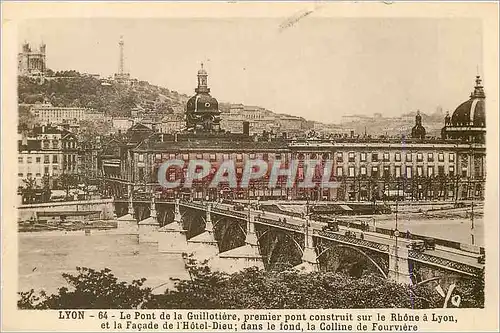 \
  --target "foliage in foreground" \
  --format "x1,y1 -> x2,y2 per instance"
18,268 -> 152,309
18,262 -> 484,309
